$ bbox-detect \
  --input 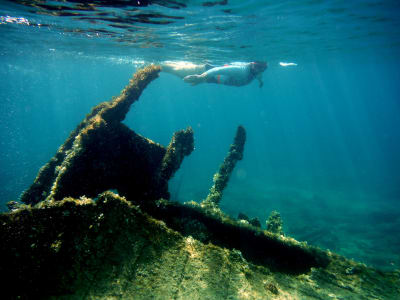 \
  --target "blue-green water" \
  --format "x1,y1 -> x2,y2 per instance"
1,0 -> 400,271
